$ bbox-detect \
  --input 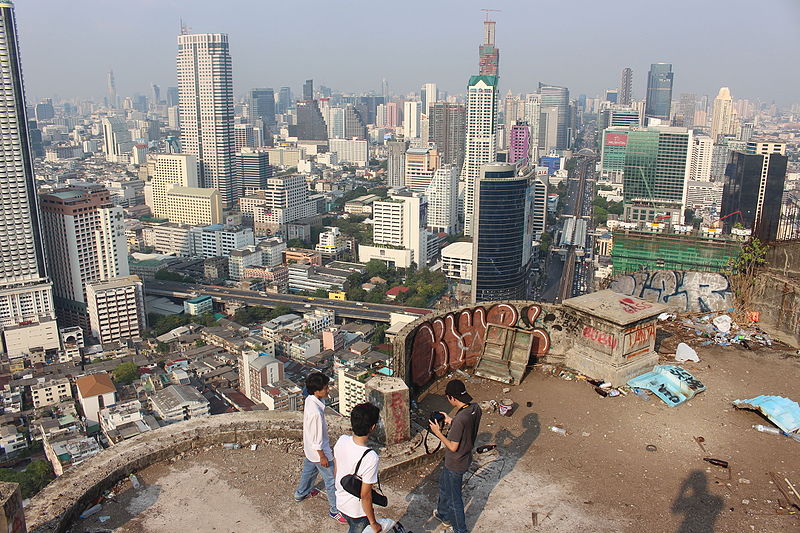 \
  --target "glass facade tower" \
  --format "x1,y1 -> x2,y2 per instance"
471,163 -> 535,303
644,63 -> 674,122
